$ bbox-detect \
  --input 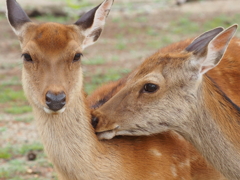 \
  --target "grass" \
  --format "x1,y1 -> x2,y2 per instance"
18,143 -> 44,156
0,159 -> 31,179
14,116 -> 34,123
0,88 -> 25,103
35,15 -> 71,24
170,16 -> 199,35
0,62 -> 21,70
83,56 -> 106,65
0,76 -> 31,114
0,142 -> 52,179
85,68 -> 130,93
0,87 -> 31,114
203,14 -> 240,30
0,126 -> 7,133
0,143 -> 44,160
0,146 -> 12,159
4,105 -> 32,114
66,0 -> 92,9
